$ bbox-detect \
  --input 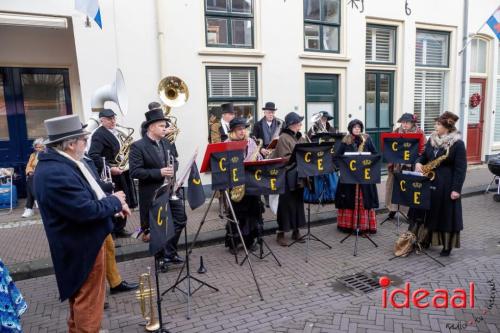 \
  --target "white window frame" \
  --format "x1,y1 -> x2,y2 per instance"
366,24 -> 396,65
